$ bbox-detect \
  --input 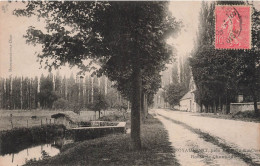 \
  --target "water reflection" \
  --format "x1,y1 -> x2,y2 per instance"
0,144 -> 60,166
